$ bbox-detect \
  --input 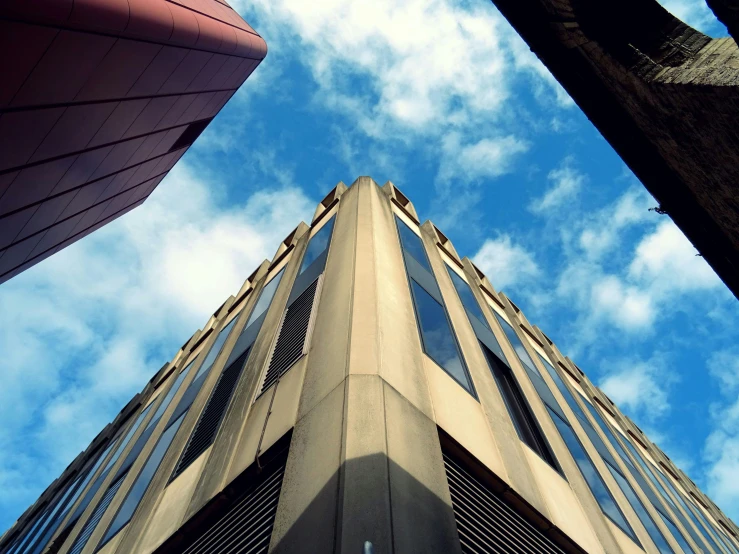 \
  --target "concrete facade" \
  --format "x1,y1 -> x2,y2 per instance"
0,0 -> 267,284
3,178 -> 738,554
486,0 -> 739,300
